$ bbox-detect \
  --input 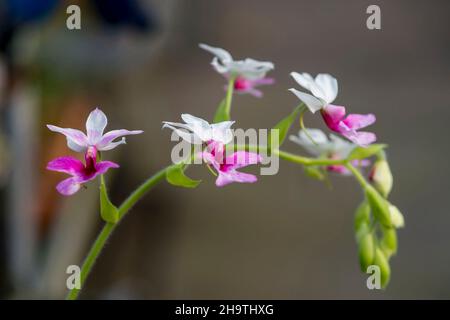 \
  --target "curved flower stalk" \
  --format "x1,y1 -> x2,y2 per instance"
289,72 -> 376,146
199,43 -> 275,98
